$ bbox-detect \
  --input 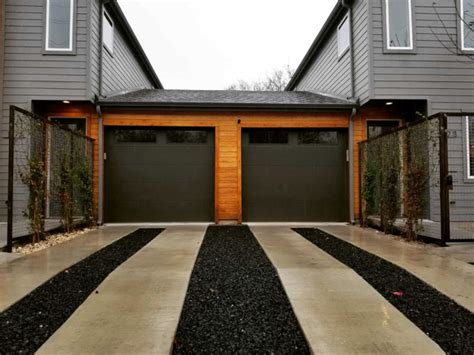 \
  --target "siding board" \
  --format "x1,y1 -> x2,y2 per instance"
0,0 -> 90,221
371,0 -> 474,113
295,0 -> 370,104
